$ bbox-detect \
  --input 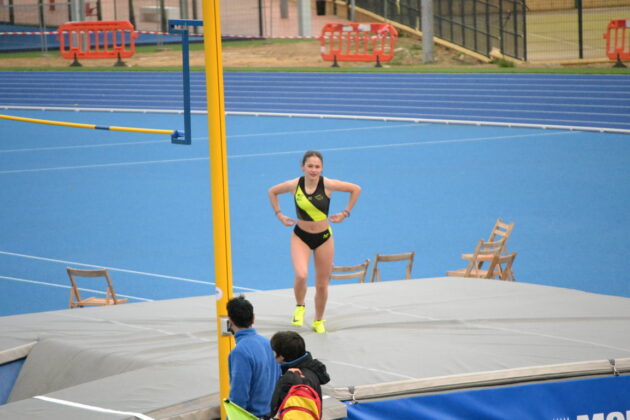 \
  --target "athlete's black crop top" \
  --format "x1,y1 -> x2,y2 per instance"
294,176 -> 330,221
